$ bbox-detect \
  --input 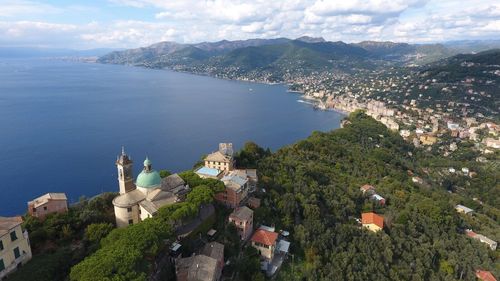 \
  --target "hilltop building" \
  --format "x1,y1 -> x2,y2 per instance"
112,148 -> 189,228
204,143 -> 235,173
27,193 -> 68,219
0,216 -> 32,279
197,143 -> 258,208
